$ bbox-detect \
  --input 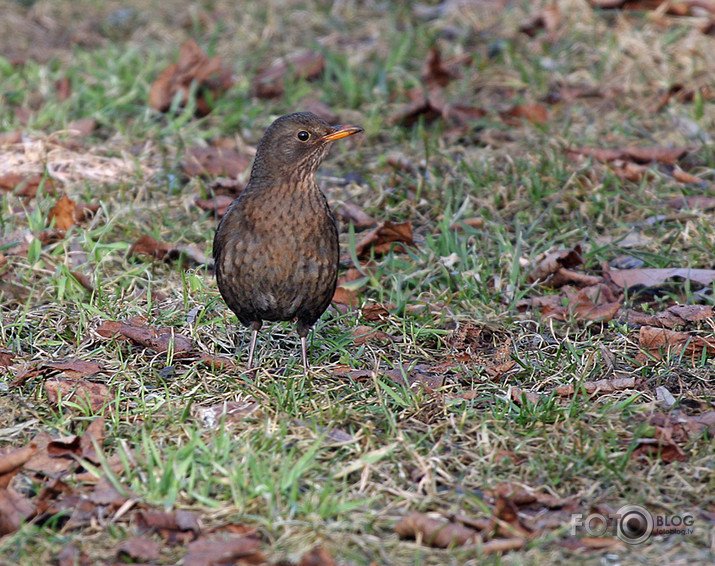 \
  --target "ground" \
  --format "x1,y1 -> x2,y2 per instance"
0,1 -> 714,565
